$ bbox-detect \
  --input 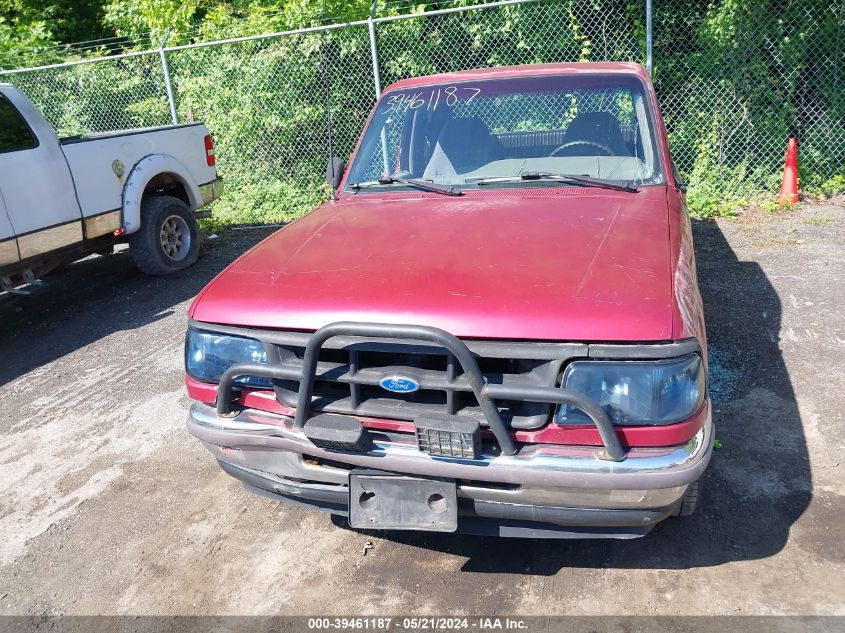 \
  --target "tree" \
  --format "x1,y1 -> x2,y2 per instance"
0,0 -> 111,68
